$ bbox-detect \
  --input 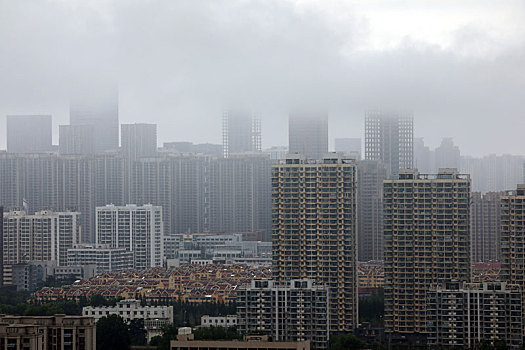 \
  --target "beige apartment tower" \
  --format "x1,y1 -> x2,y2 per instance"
501,184 -> 525,335
383,169 -> 471,337
272,155 -> 357,333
